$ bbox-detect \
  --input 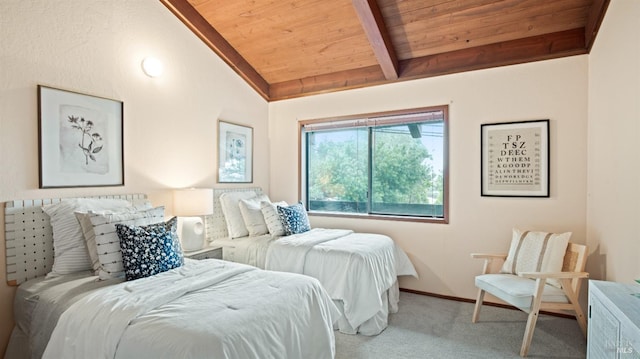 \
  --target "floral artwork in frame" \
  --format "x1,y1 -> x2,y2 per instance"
38,85 -> 124,188
217,120 -> 253,183
481,119 -> 550,197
